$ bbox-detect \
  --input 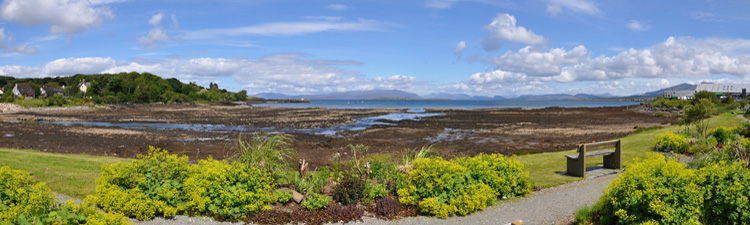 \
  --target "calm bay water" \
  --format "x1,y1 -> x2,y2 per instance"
253,99 -> 641,109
